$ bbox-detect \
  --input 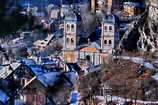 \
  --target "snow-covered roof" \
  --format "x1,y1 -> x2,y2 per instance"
64,72 -> 78,86
123,2 -> 145,8
18,0 -> 50,7
152,73 -> 158,81
38,72 -> 60,87
22,59 -> 36,66
28,65 -> 47,76
0,90 -> 9,103
43,59 -> 59,66
0,62 -> 21,79
65,12 -> 82,22
90,42 -> 101,50
27,47 -> 33,51
14,99 -> 25,105
102,14 -> 120,26
0,65 -> 4,70
34,34 -> 55,49
103,14 -> 116,24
